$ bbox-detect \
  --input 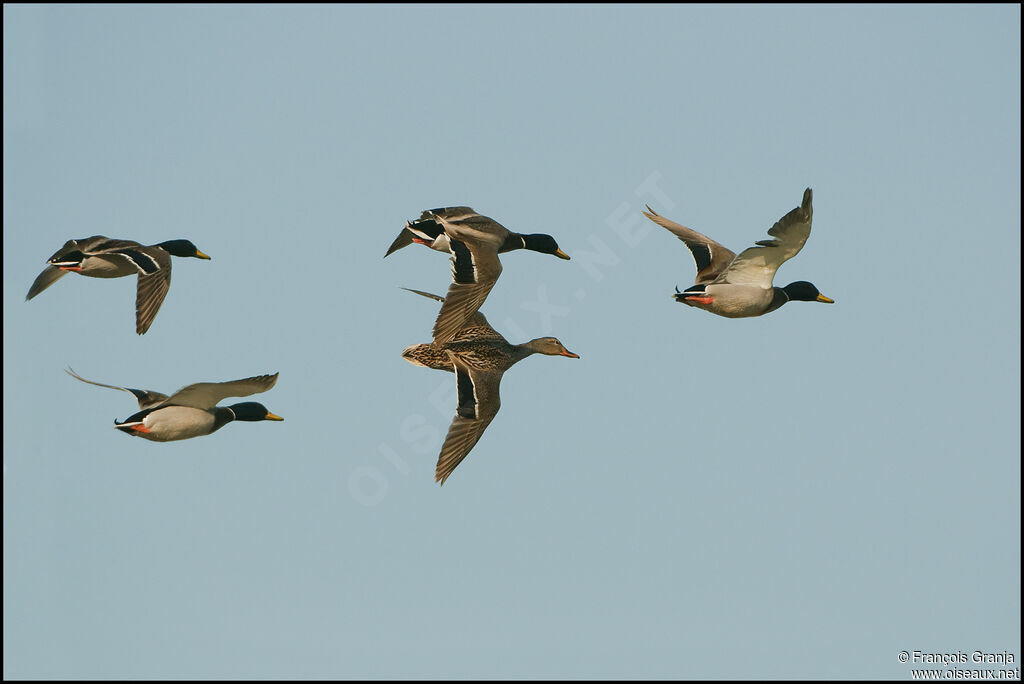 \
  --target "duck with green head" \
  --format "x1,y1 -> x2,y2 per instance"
385,207 -> 570,343
644,188 -> 834,318
66,368 -> 283,442
27,236 -> 211,334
